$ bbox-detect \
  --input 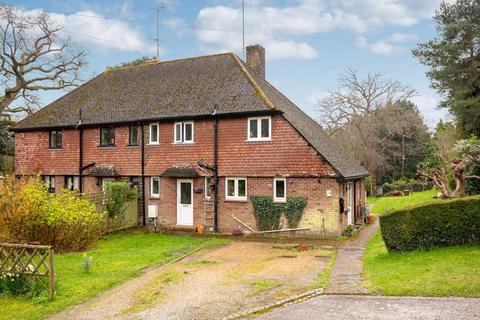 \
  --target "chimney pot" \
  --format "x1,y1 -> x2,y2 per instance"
246,44 -> 265,78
